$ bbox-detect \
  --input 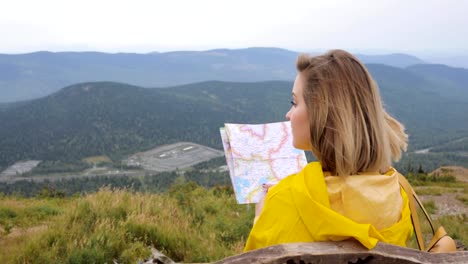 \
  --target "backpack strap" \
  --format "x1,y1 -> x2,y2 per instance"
398,173 -> 457,253
397,173 -> 431,251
